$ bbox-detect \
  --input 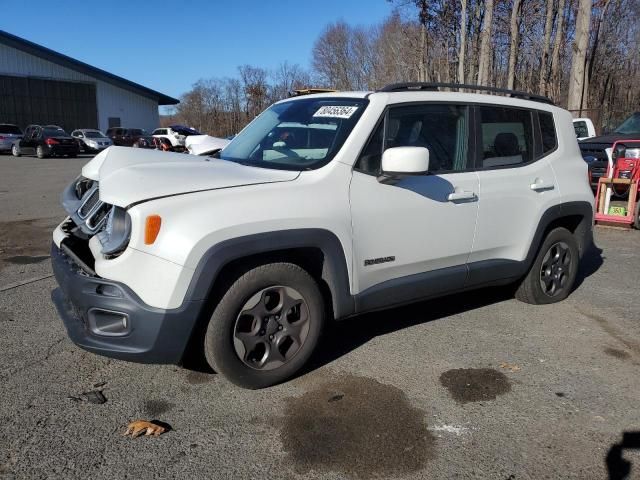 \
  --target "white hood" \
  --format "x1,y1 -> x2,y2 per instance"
82,146 -> 299,207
